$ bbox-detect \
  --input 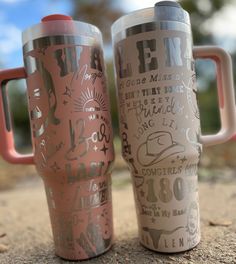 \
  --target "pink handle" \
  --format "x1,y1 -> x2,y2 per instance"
193,46 -> 236,146
0,67 -> 34,164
